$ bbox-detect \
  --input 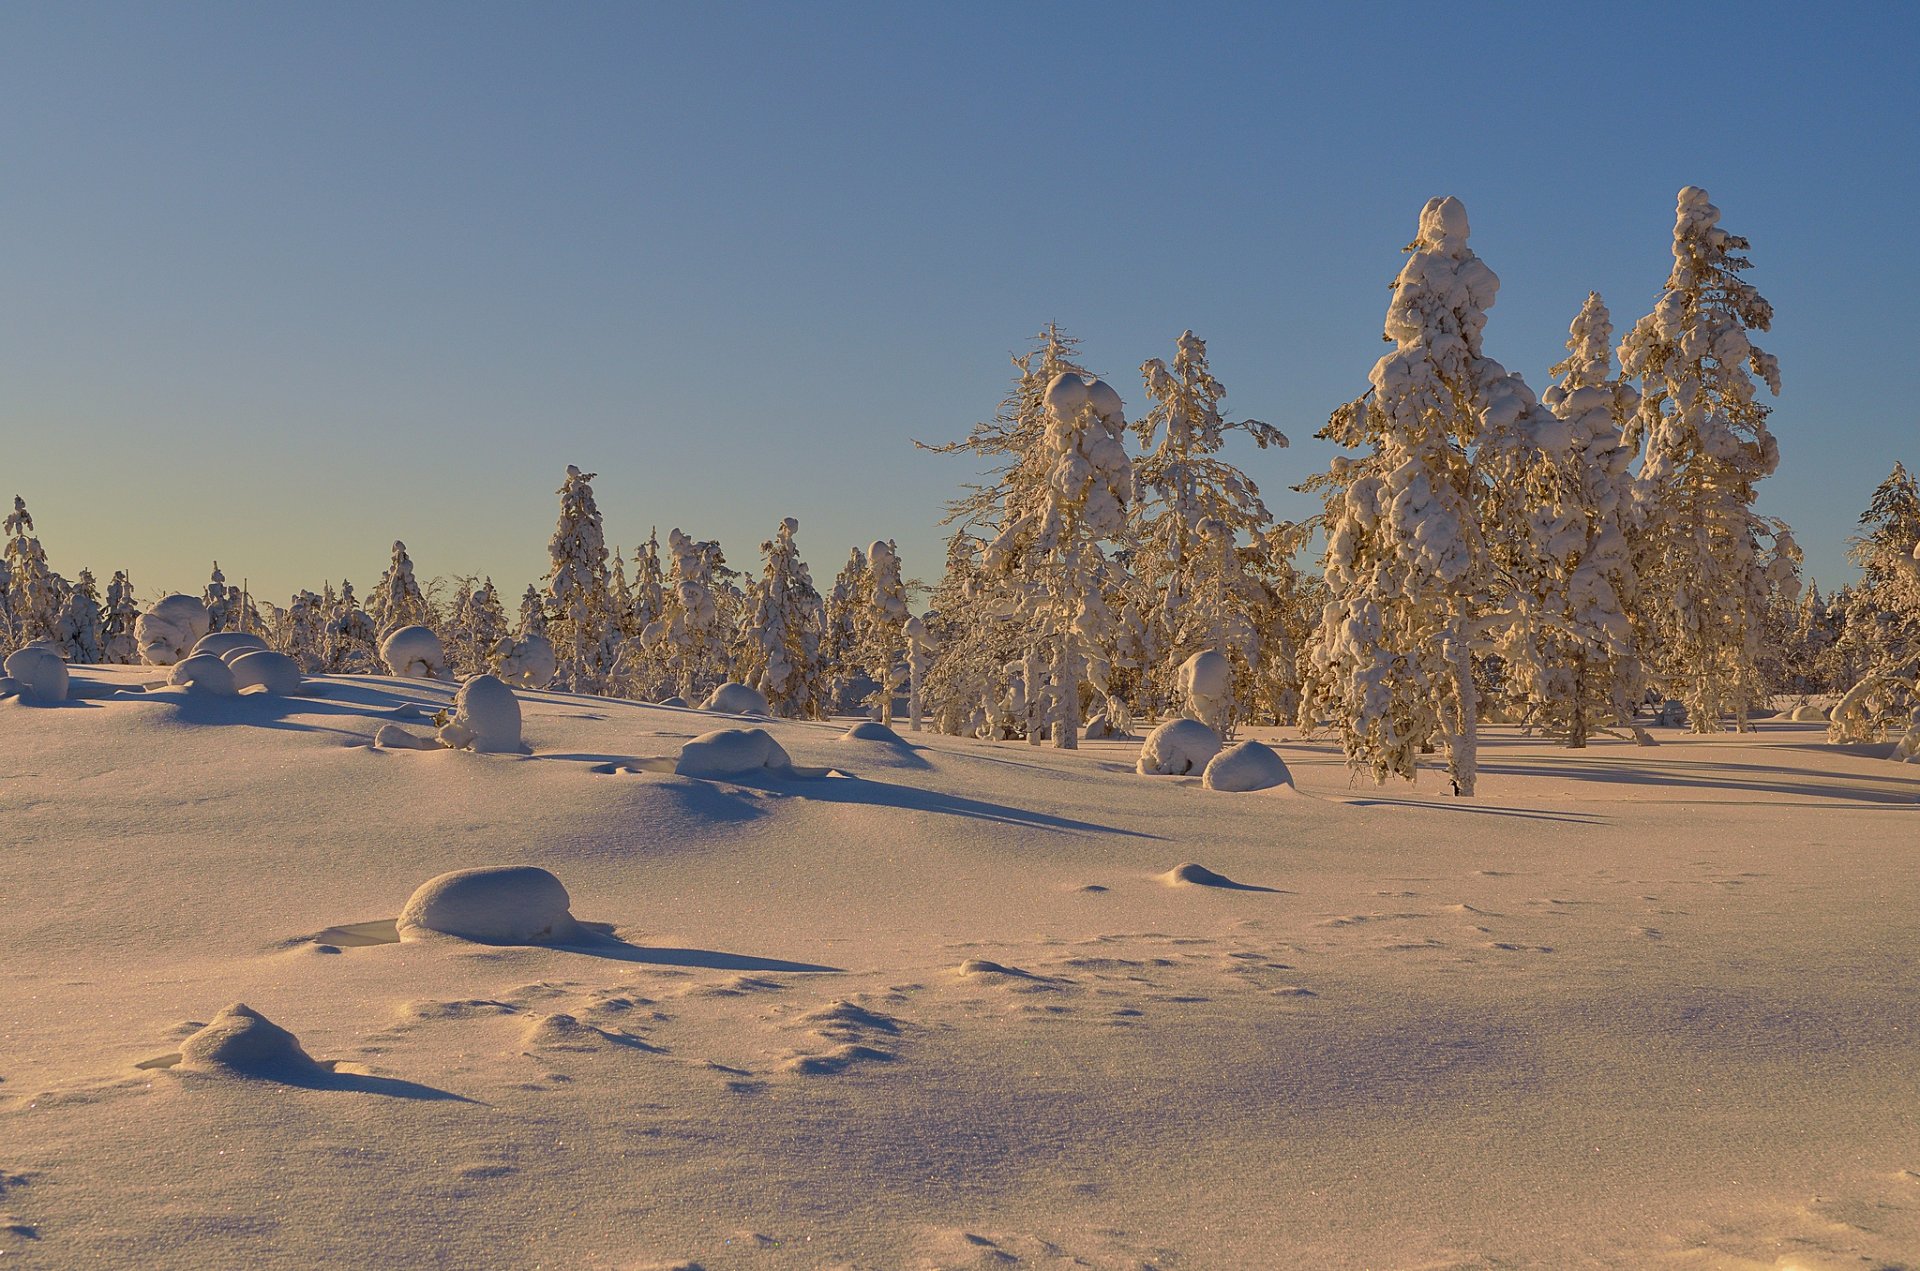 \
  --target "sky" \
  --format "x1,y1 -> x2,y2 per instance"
2,1 -> 1915,602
